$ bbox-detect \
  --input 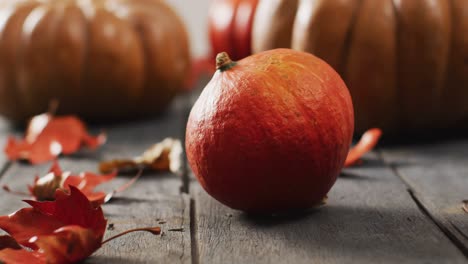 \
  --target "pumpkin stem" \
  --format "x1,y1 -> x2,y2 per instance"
48,99 -> 59,115
216,52 -> 237,72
